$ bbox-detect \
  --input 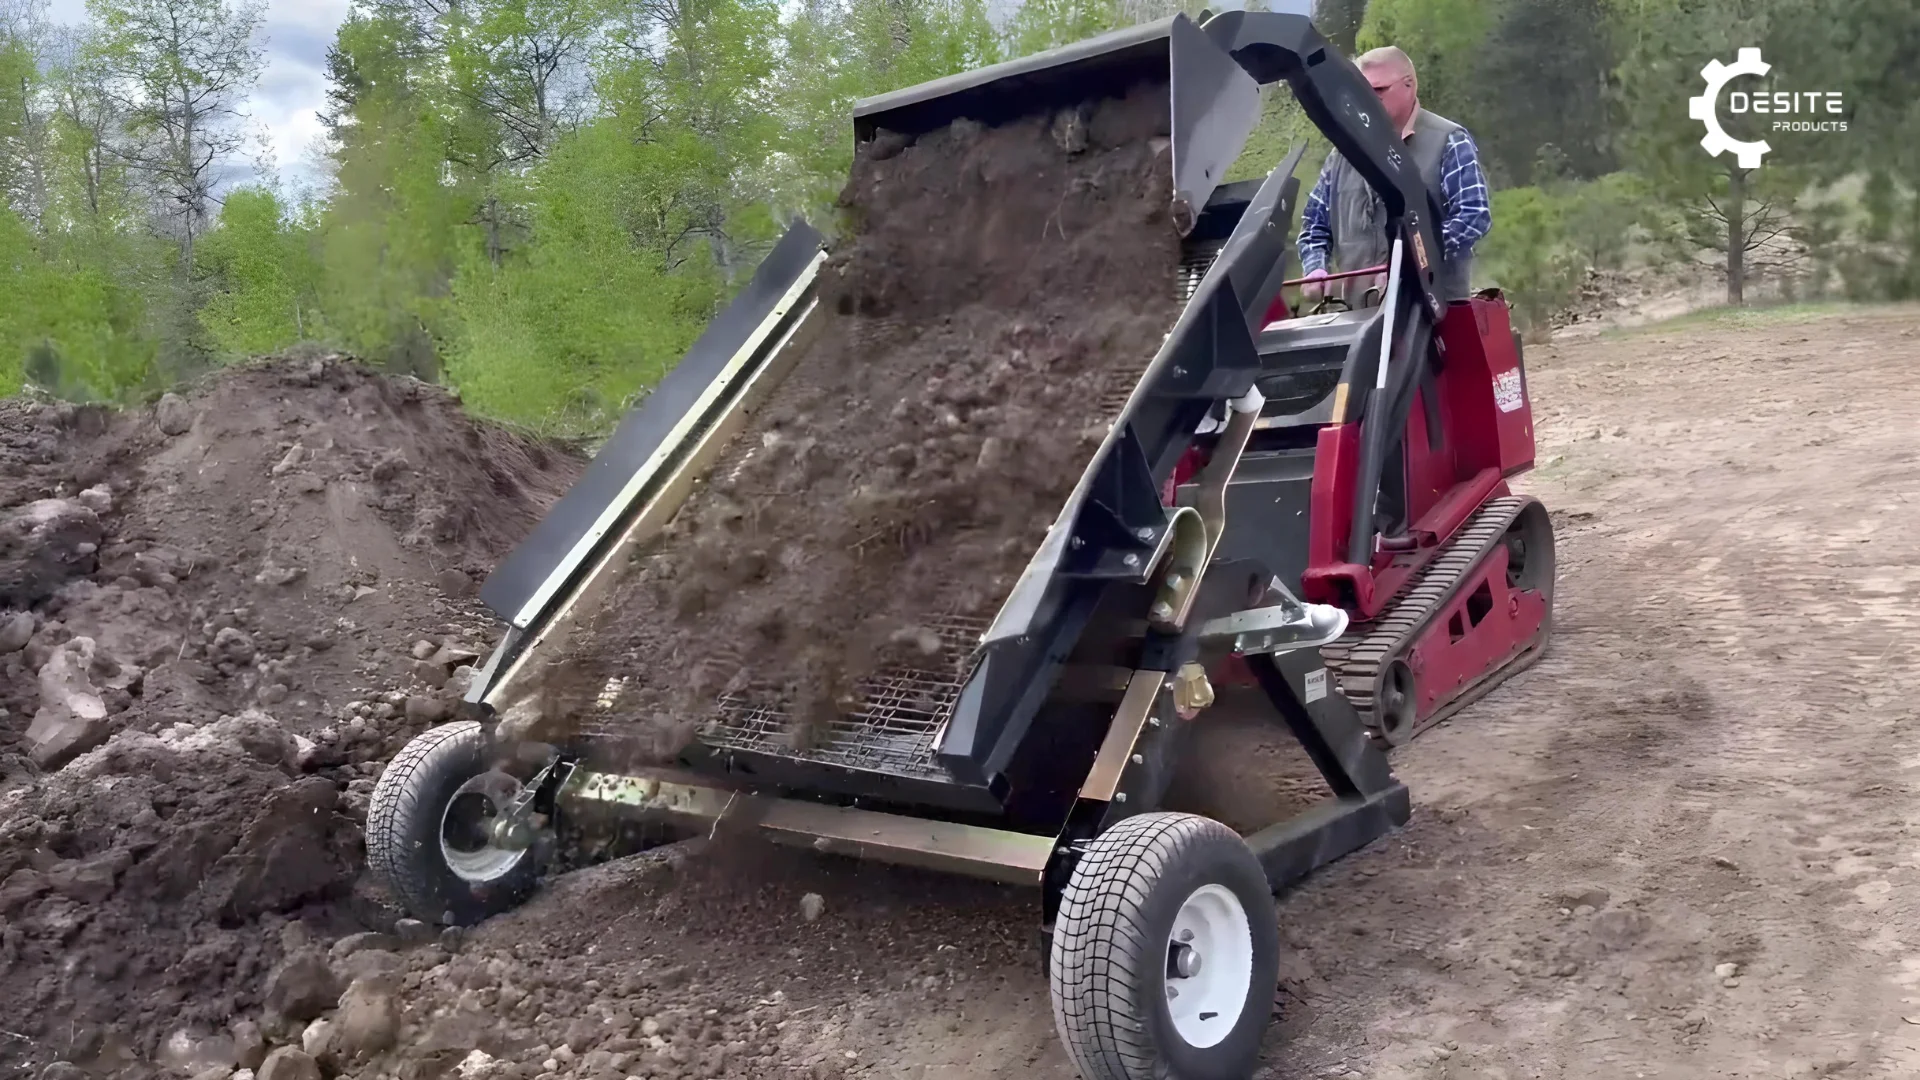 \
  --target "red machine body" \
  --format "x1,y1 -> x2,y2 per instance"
1172,286 -> 1555,745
